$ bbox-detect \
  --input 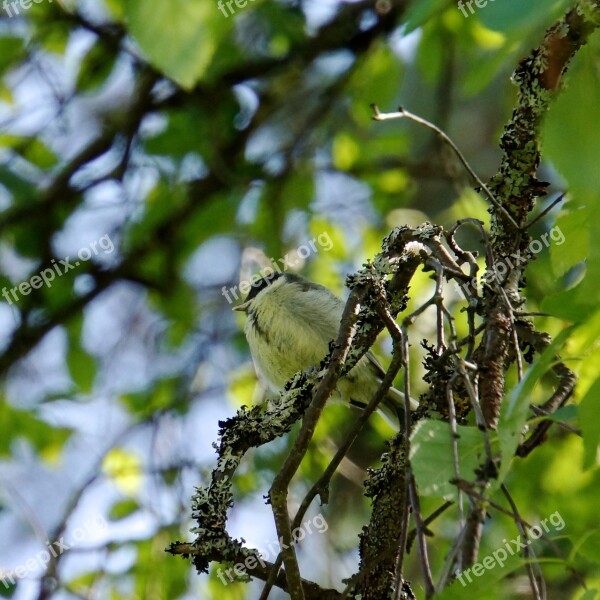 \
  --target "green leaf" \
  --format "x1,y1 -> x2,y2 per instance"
144,109 -> 204,158
579,377 -> 600,470
109,499 -> 140,521
0,166 -> 36,202
76,42 -> 118,92
550,205 -> 588,276
575,529 -> 600,566
66,344 -> 96,393
542,208 -> 600,322
0,581 -> 17,598
496,327 -> 575,485
332,133 -> 360,171
123,0 -> 226,89
542,41 -> 600,199
350,43 -> 403,110
103,0 -> 125,21
66,317 -> 96,393
404,0 -> 448,32
477,0 -> 570,33
102,448 -> 142,495
410,420 -> 489,500
122,377 -> 183,420
431,554 -> 535,600
0,400 -> 71,459
539,404 -> 578,424
132,533 -> 190,598
0,36 -> 25,74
